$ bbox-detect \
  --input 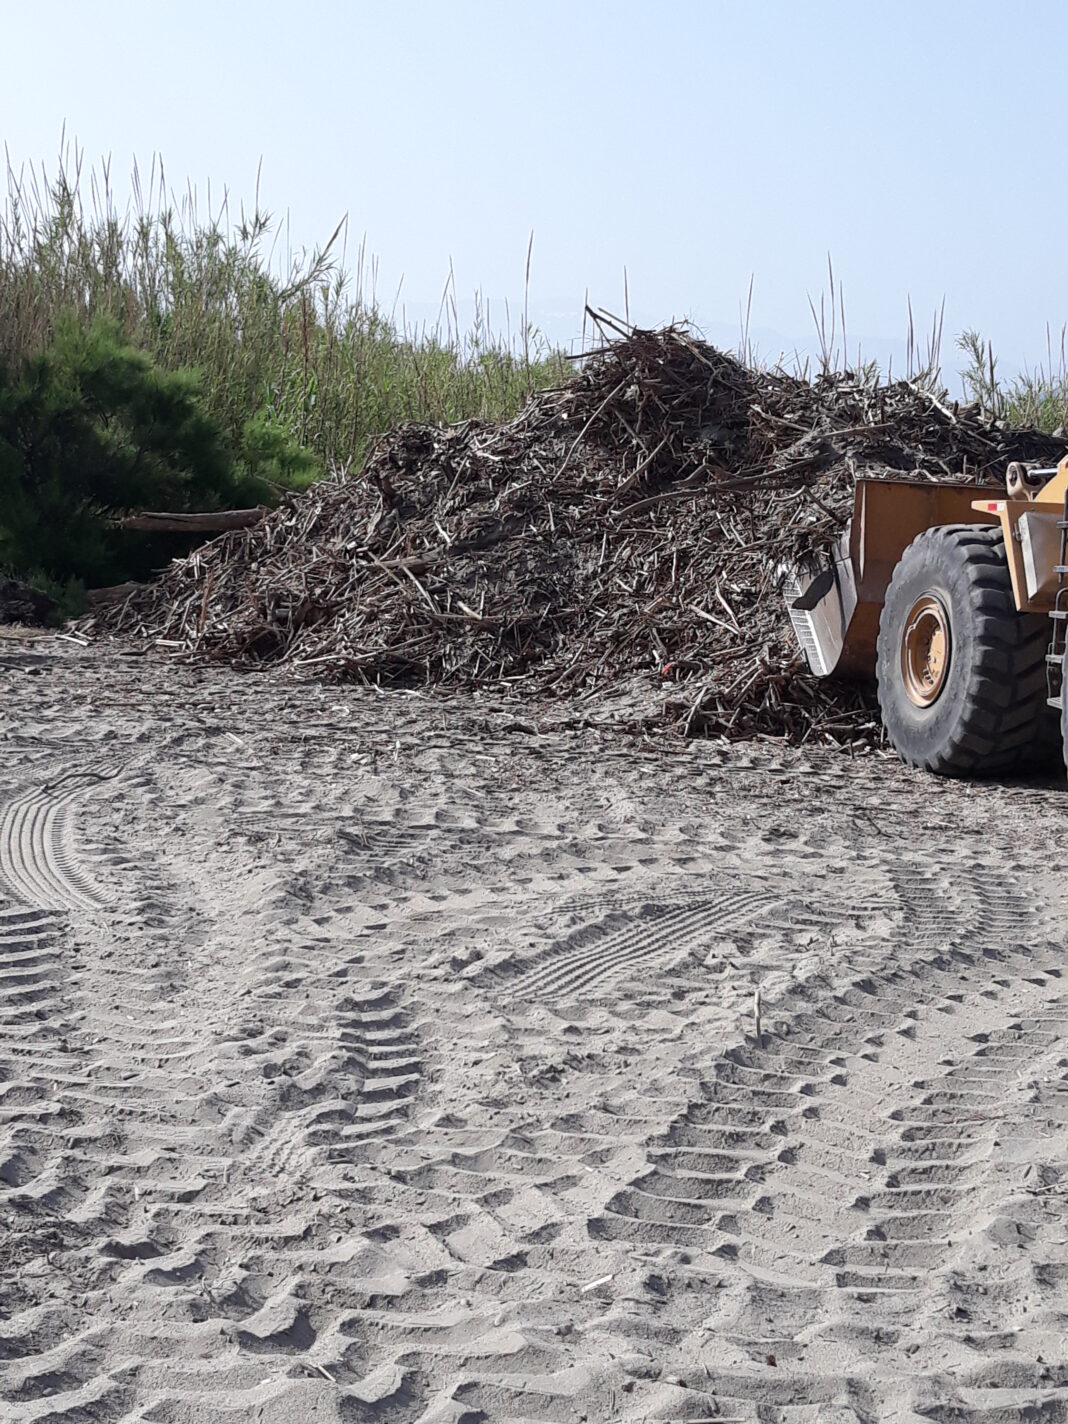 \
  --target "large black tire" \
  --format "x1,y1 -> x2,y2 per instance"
876,524 -> 1055,775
